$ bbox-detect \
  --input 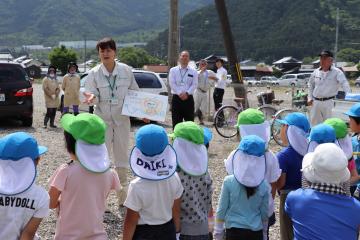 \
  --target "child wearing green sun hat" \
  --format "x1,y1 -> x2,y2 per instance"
324,118 -> 360,191
48,113 -> 121,240
169,121 -> 214,240
225,108 -> 281,240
